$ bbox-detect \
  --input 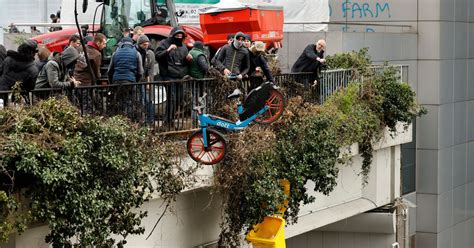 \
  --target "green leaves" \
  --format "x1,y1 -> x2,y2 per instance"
0,97 -> 190,247
216,50 -> 426,247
